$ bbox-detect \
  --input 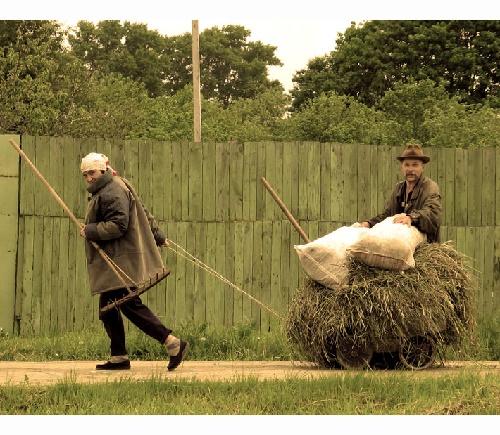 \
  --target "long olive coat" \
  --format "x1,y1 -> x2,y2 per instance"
83,171 -> 168,295
366,175 -> 442,243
